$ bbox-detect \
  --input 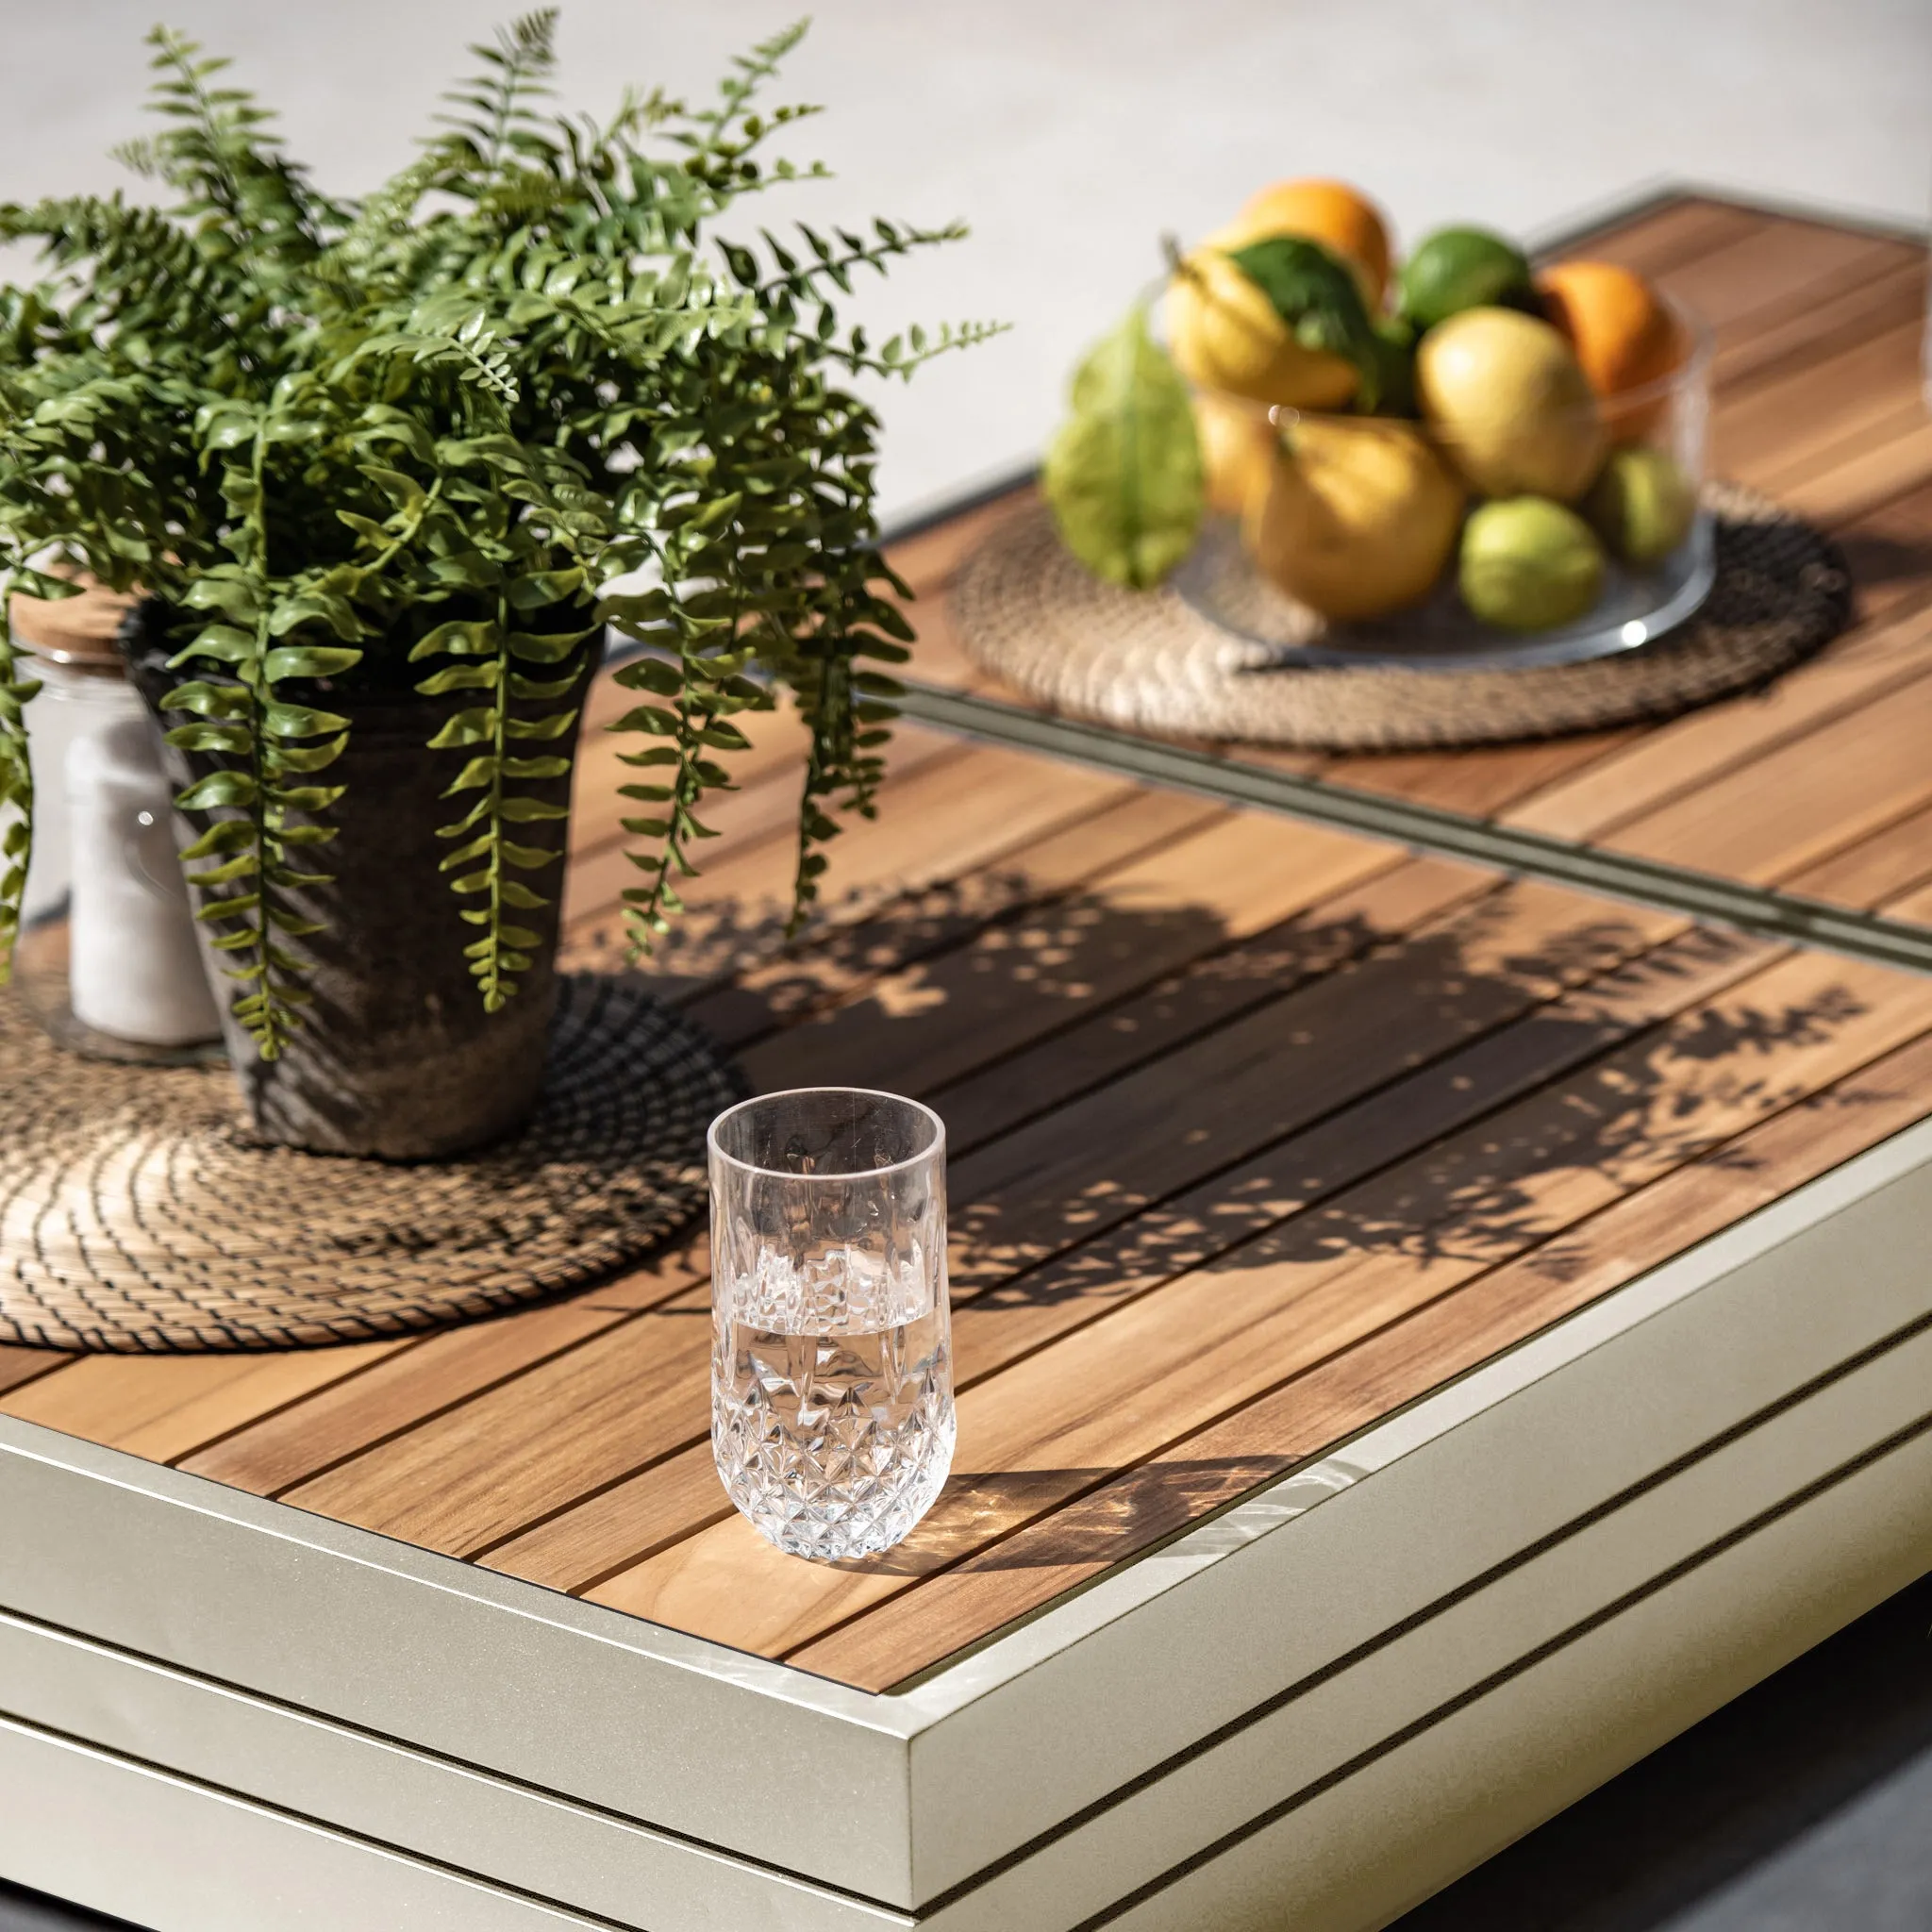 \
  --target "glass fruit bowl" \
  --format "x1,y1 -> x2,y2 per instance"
1171,296 -> 1714,671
